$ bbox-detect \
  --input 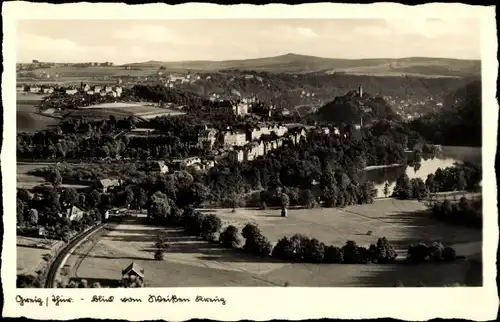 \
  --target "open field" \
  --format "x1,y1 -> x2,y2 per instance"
17,162 -> 91,190
17,236 -> 63,275
73,199 -> 482,287
66,102 -> 185,120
